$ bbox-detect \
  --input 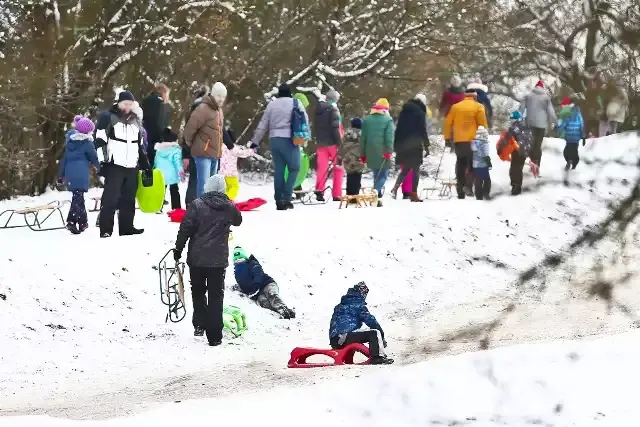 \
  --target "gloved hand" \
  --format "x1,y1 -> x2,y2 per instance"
383,152 -> 392,160
485,156 -> 492,170
582,138 -> 586,147
247,141 -> 259,150
360,156 -> 367,164
173,249 -> 181,262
